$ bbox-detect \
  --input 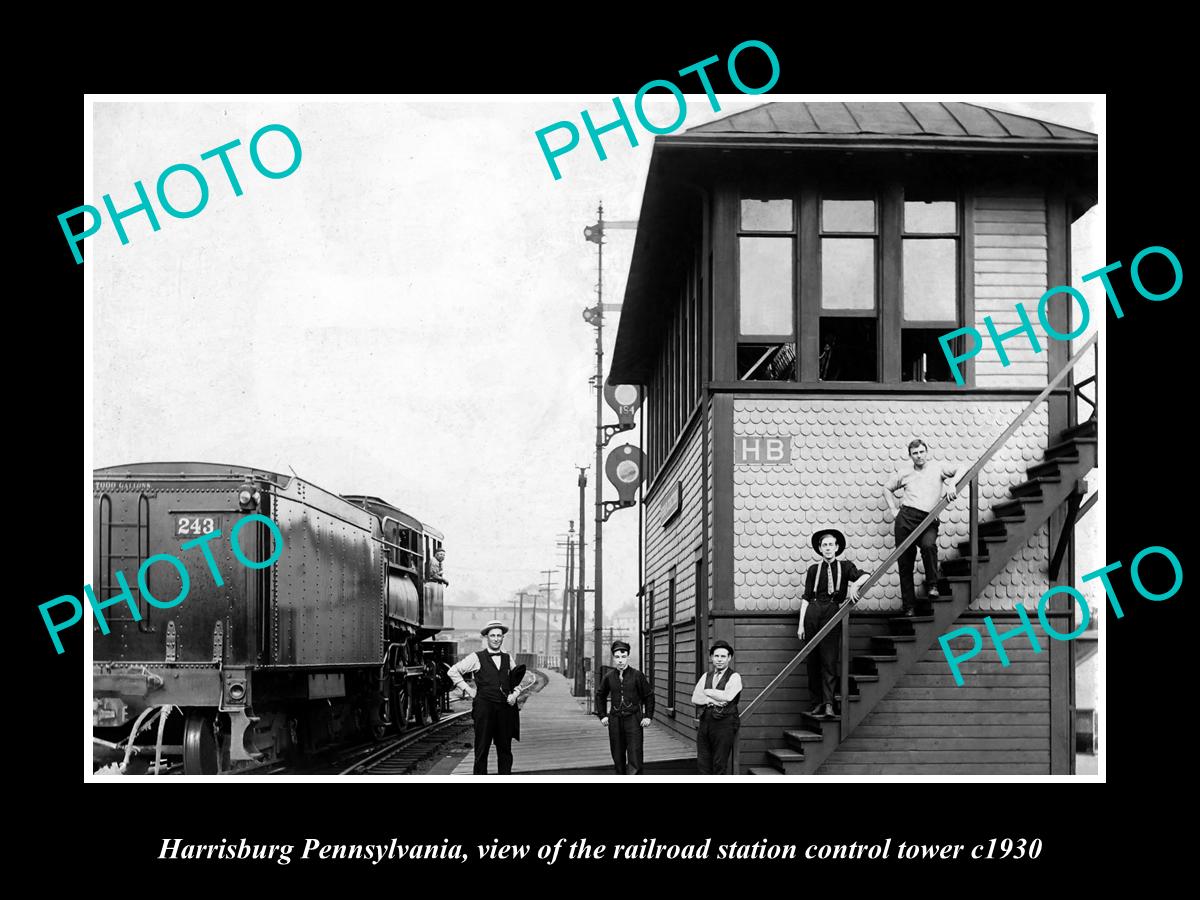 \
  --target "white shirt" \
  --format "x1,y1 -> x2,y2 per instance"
691,669 -> 743,707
